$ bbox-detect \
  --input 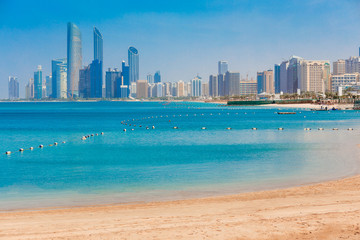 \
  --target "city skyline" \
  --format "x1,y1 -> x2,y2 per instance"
1,0 -> 360,98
